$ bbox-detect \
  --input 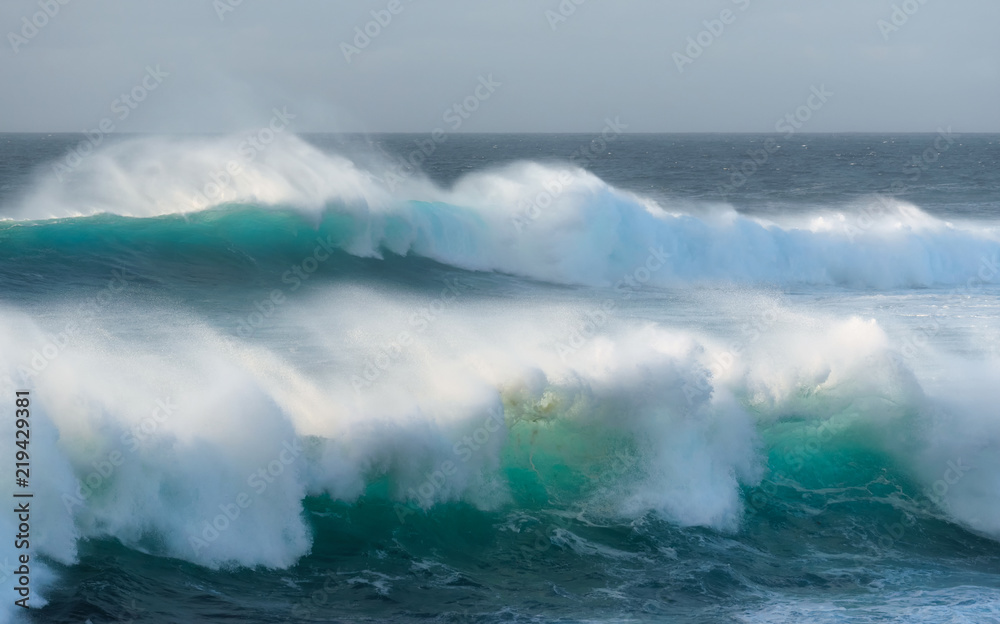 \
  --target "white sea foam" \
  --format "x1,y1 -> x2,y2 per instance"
2,133 -> 1000,621
12,133 -> 1000,289
0,282 -> 997,601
